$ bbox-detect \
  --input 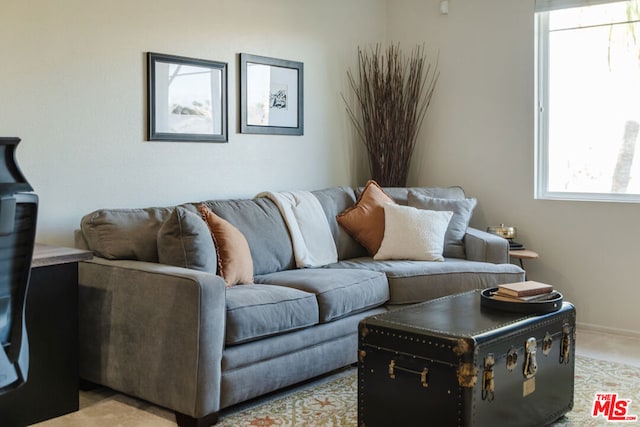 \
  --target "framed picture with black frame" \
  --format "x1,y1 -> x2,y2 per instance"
240,53 -> 303,135
147,52 -> 228,142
